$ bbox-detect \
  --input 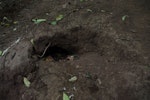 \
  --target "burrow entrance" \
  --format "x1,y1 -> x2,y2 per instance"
42,45 -> 77,61
32,30 -> 98,61
1,29 -> 149,100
